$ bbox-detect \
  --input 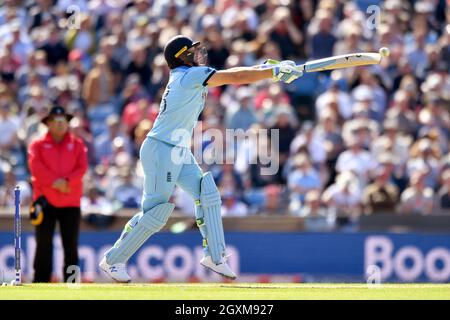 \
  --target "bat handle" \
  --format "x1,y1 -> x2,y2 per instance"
295,64 -> 306,72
